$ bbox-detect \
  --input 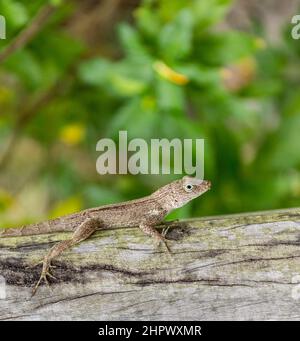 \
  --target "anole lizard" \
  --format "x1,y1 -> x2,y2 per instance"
0,176 -> 211,295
